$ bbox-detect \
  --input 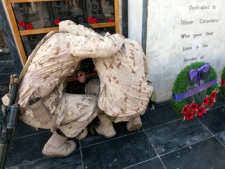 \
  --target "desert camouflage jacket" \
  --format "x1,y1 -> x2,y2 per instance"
17,20 -> 124,118
61,20 -> 153,118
